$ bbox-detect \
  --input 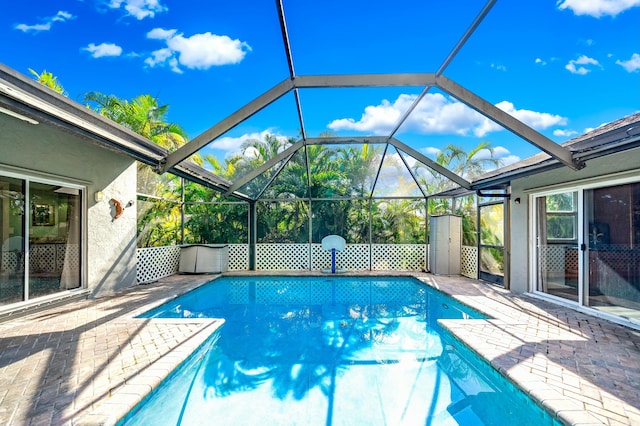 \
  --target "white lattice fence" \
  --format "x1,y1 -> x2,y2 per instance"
228,244 -> 249,271
1,252 -> 20,272
461,245 -> 478,279
136,245 -> 180,283
372,244 -> 425,271
311,244 -> 370,271
257,244 -> 310,270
